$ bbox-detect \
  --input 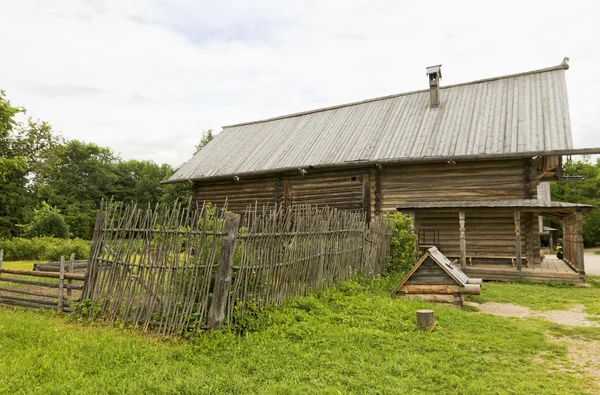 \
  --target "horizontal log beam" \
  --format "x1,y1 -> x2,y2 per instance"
0,268 -> 84,281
